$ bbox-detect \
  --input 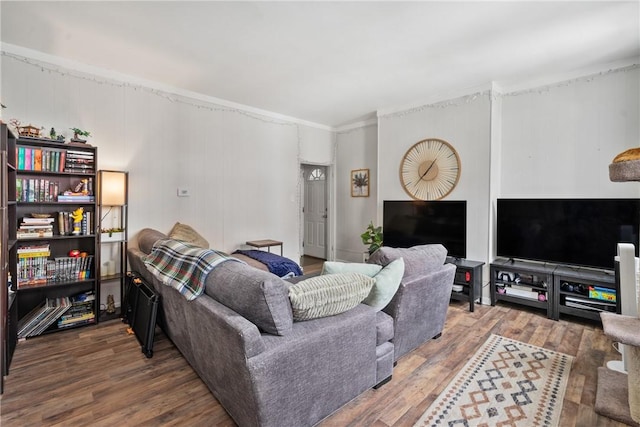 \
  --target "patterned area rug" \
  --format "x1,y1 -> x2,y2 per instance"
415,334 -> 573,427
